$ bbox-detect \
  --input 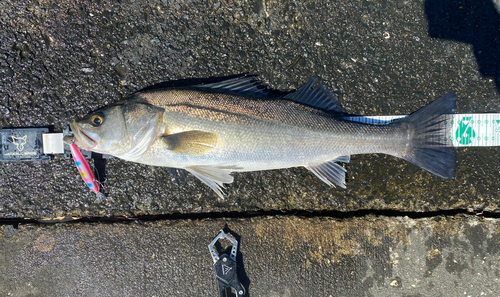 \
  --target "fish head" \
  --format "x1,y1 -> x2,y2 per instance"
70,101 -> 163,157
